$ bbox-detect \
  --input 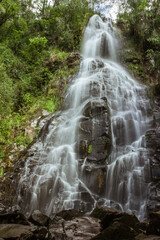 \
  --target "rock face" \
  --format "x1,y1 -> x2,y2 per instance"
77,98 -> 111,197
66,52 -> 81,68
146,97 -> 160,213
